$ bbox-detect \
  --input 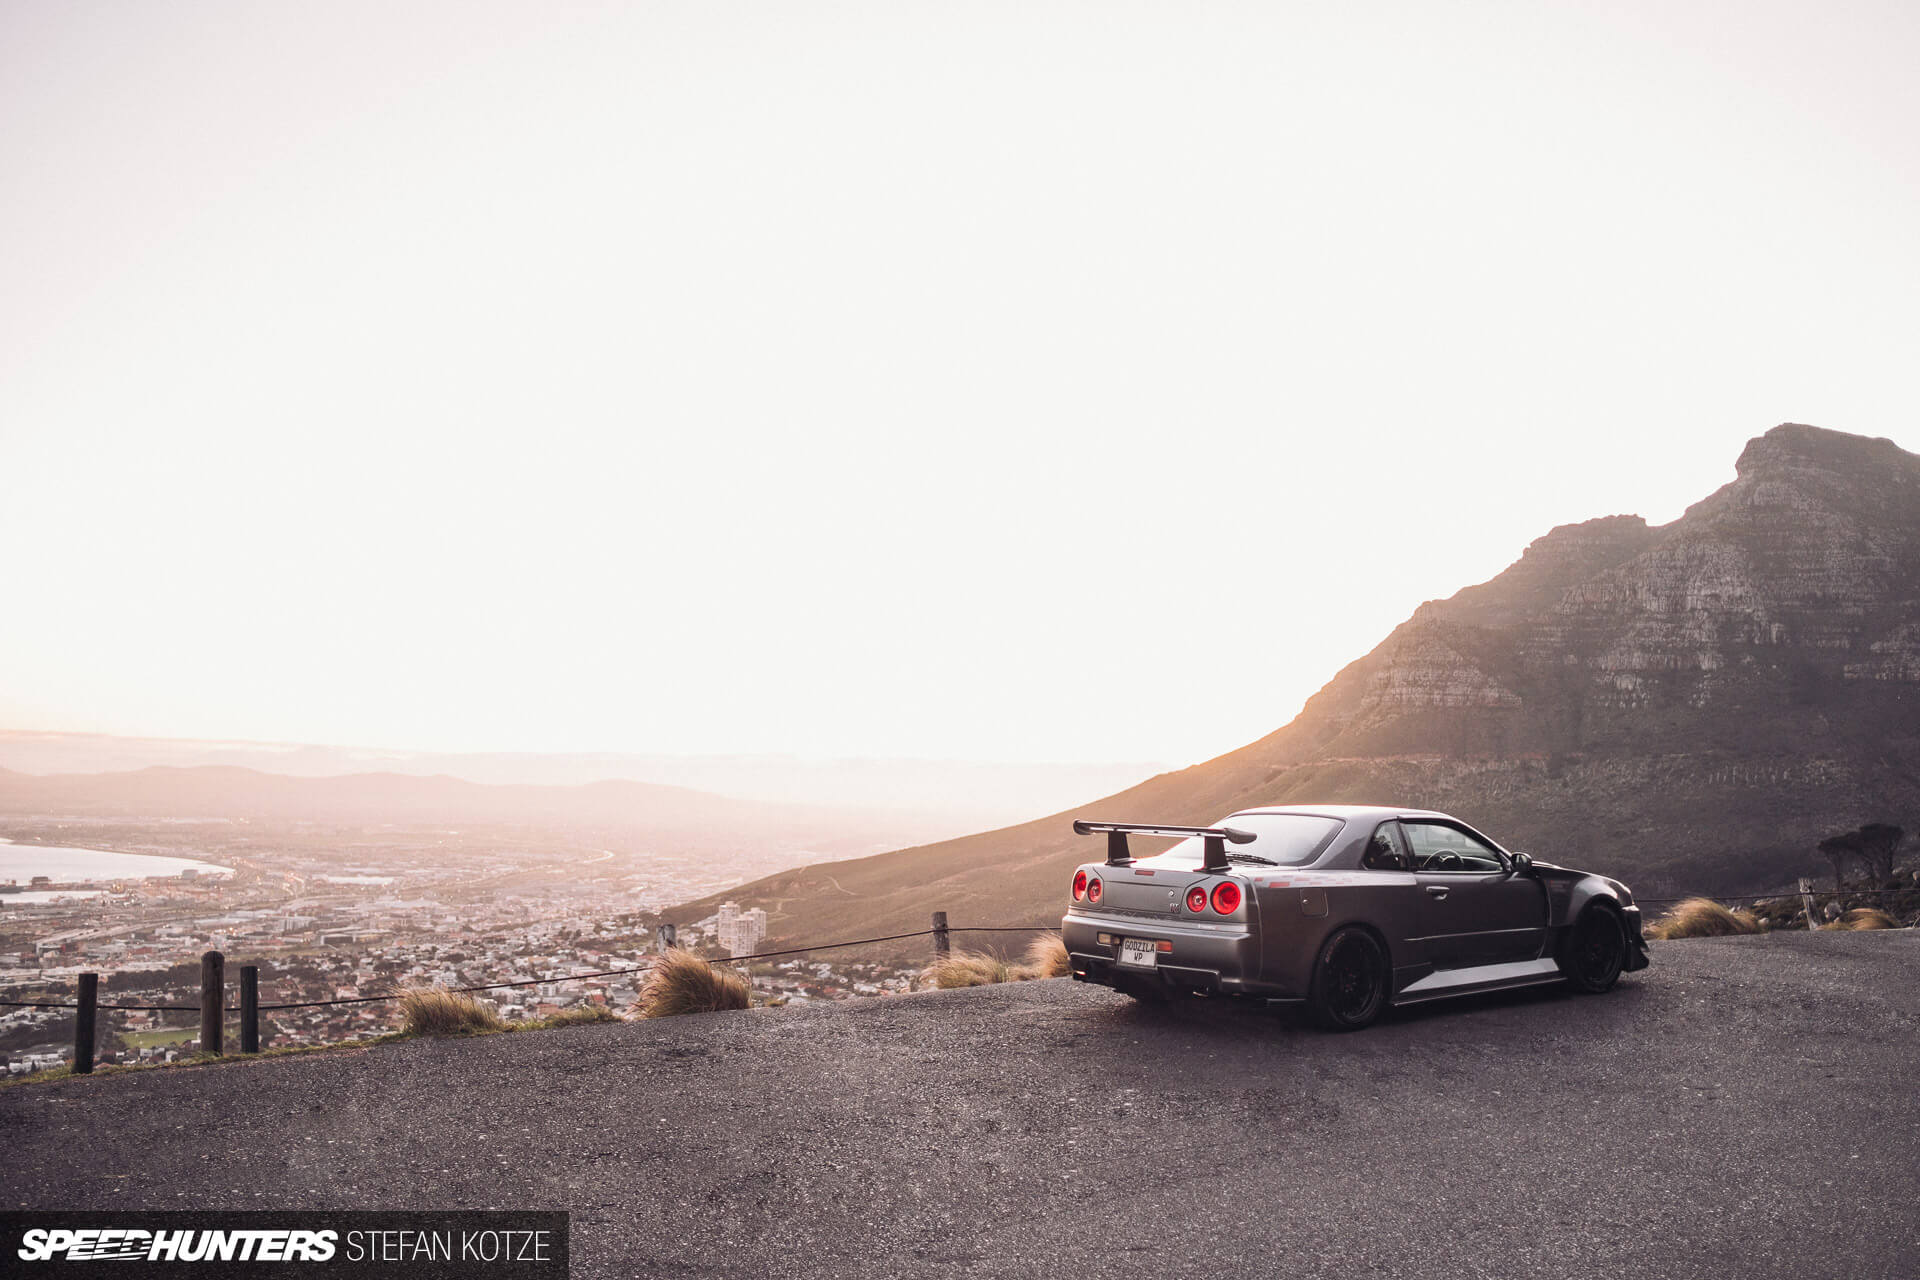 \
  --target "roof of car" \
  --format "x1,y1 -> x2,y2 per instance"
1229,804 -> 1450,822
